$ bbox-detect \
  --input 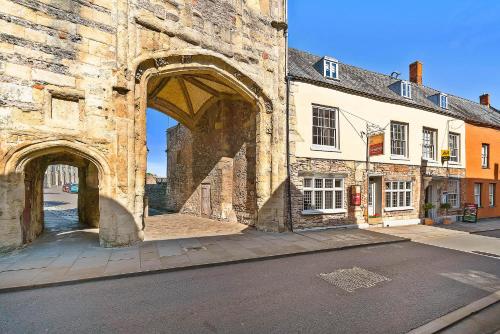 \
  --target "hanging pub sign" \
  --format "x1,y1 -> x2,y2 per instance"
463,203 -> 478,223
369,133 -> 384,156
441,149 -> 450,164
